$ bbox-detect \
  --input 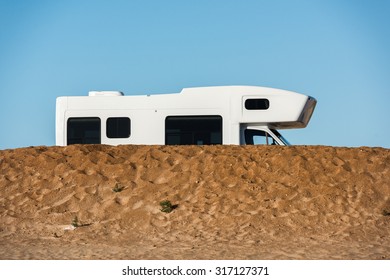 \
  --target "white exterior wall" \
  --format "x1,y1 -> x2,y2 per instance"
56,86 -> 316,146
